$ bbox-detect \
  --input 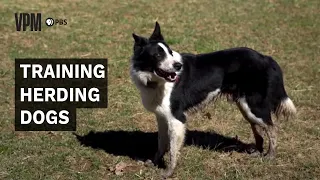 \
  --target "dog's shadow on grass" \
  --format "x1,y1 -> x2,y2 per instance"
74,130 -> 254,163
